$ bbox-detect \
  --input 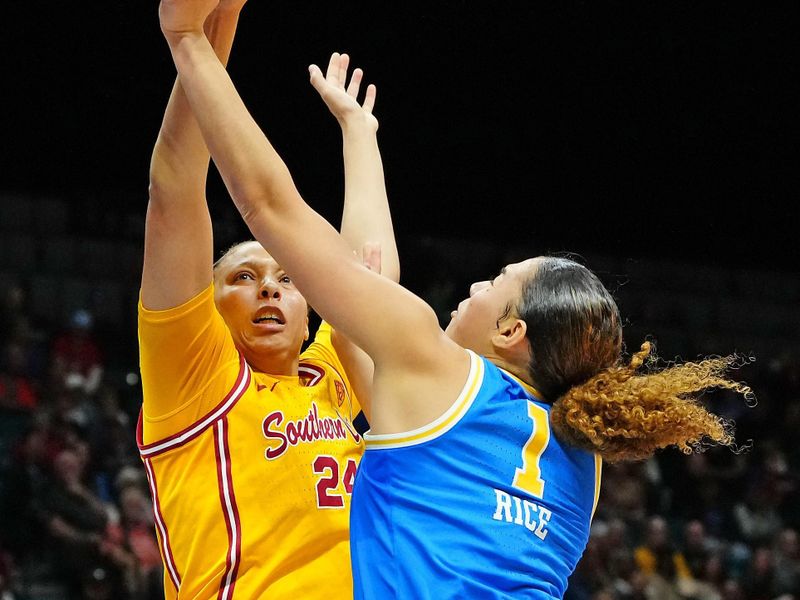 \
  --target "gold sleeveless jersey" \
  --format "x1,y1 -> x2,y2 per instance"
137,284 -> 363,599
